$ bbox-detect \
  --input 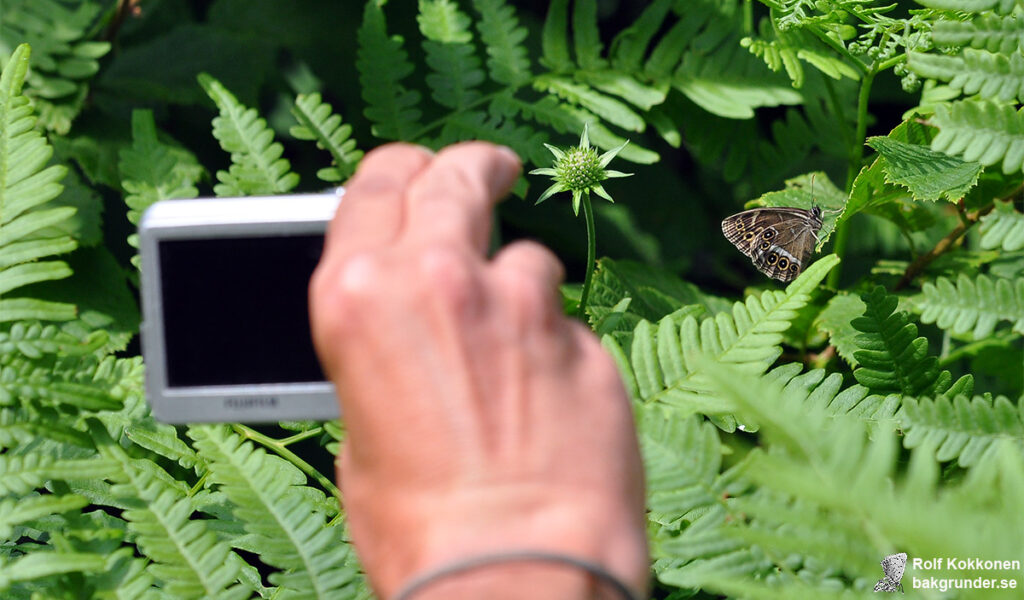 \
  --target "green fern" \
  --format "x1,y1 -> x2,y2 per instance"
641,404 -> 768,588
929,99 -> 1024,174
932,12 -> 1024,53
471,0 -> 530,85
91,423 -> 251,600
357,0 -> 422,141
909,48 -> 1024,103
419,0 -> 484,111
916,273 -> 1024,338
118,110 -> 202,267
0,44 -> 78,324
0,0 -> 110,134
683,362 -> 1024,598
851,286 -> 972,397
900,394 -> 1024,467
0,551 -> 107,591
289,93 -> 363,182
188,425 -> 360,599
603,255 -> 839,431
199,73 -> 299,196
979,199 -> 1024,251
917,0 -> 1022,13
